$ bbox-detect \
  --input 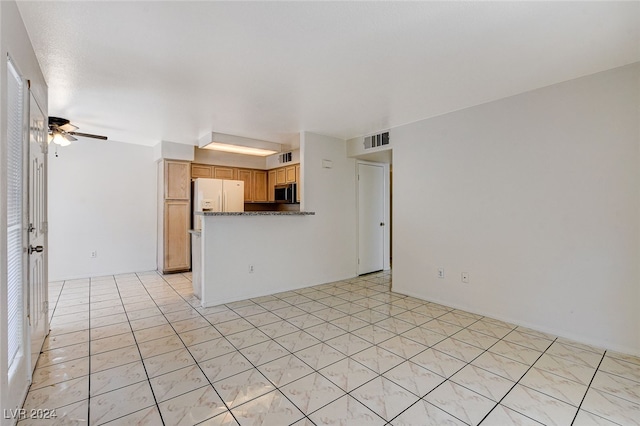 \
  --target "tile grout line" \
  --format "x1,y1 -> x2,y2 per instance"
182,275 -> 331,425
202,280 -> 325,425
158,274 -> 436,421
386,315 -> 552,425
294,289 -> 459,424
110,275 -> 167,426
569,350 -> 607,426
138,272 -> 243,426
284,279 -> 395,424
476,335 -> 558,425
274,278 -> 474,423
200,275 -> 393,423
343,283 -> 467,422
384,315 -> 490,425
234,296 -> 375,420
20,279 -> 68,419
46,279 -> 64,325
107,278 -> 380,421
162,272 -> 386,423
